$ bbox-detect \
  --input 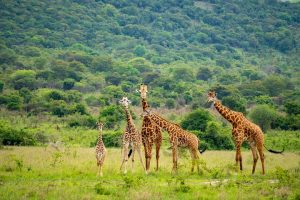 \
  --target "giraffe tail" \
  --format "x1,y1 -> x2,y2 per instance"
128,149 -> 133,158
199,146 -> 207,154
263,144 -> 284,154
